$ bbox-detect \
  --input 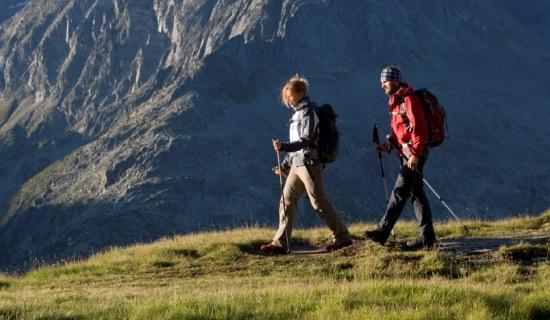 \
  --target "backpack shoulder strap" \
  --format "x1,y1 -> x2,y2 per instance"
393,96 -> 412,132
400,102 -> 411,132
399,102 -> 407,115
